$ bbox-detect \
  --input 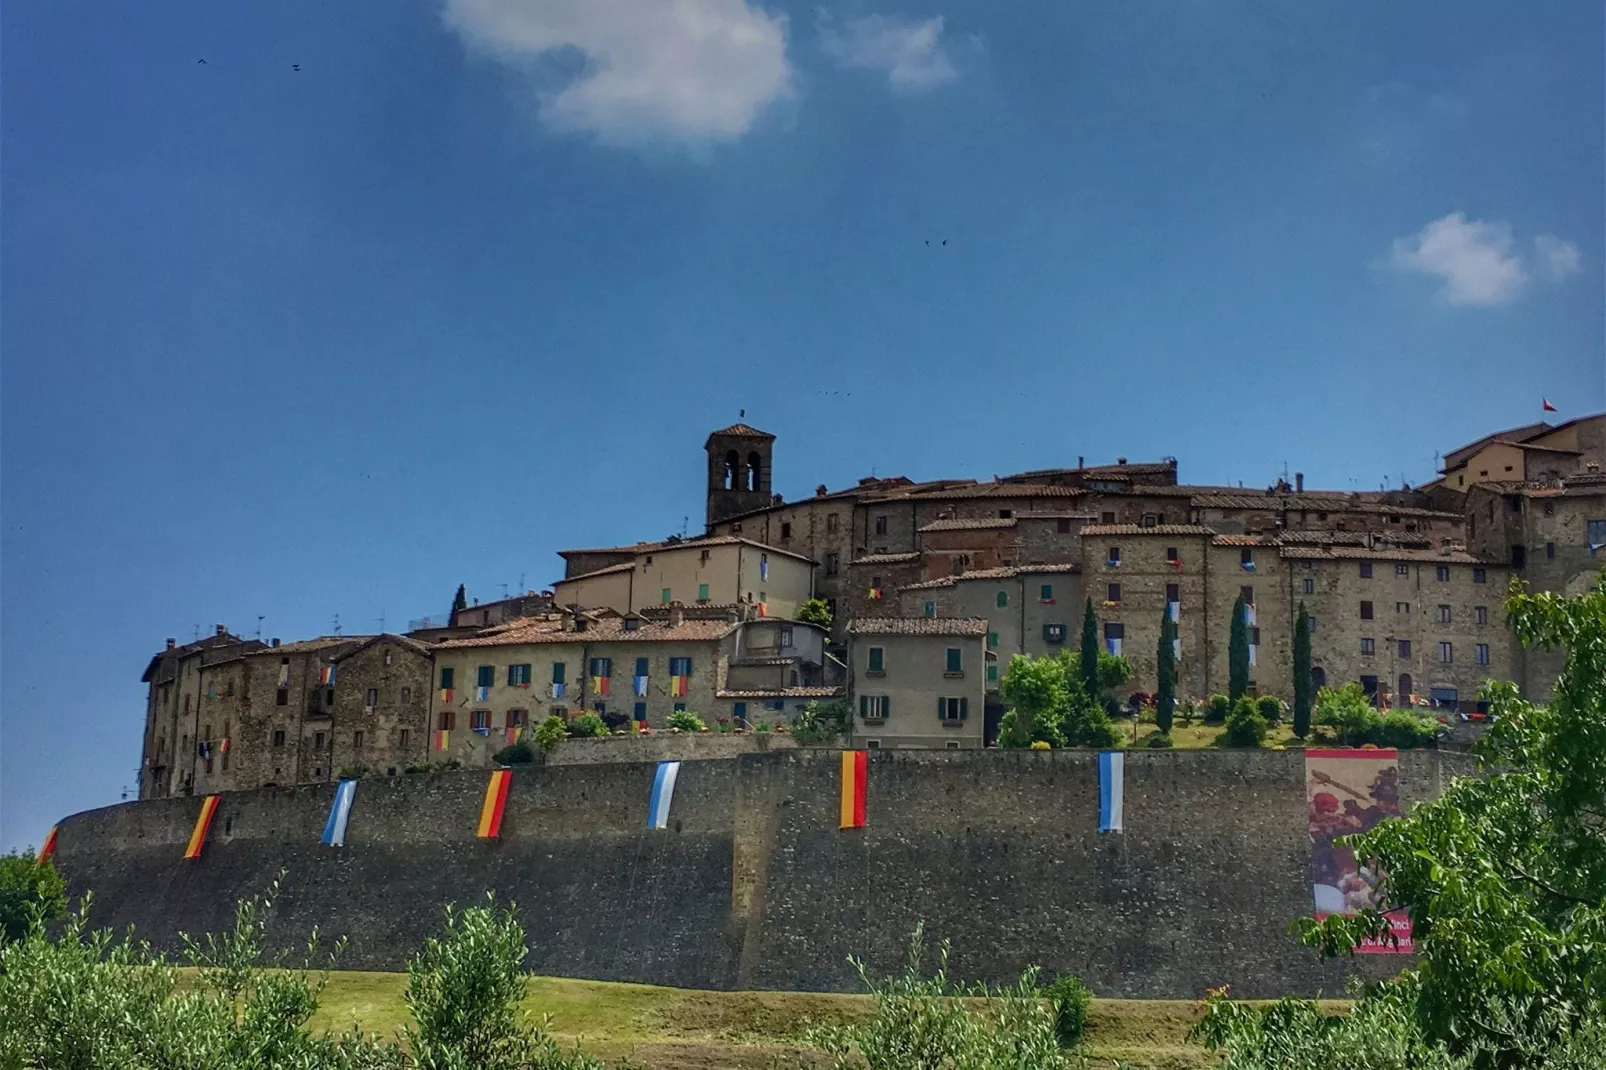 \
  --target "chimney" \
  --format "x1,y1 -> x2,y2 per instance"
214,624 -> 226,636
1116,457 -> 1127,465
815,484 -> 828,497
1295,472 -> 1304,492
668,601 -> 685,628
166,638 -> 176,650
1077,456 -> 1084,469
271,637 -> 280,648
